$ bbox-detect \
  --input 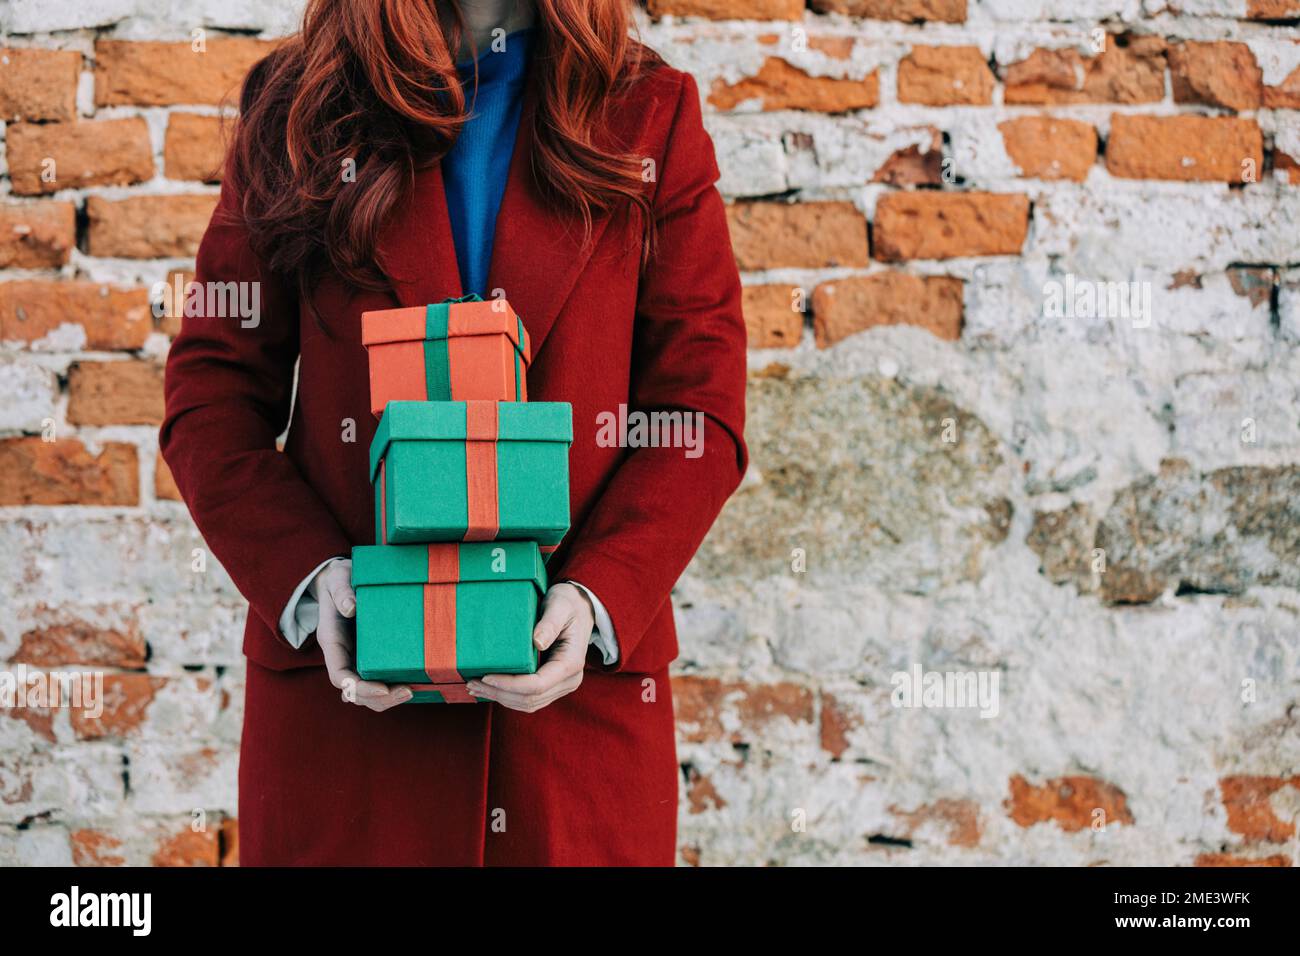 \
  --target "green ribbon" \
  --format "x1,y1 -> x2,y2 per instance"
422,296 -> 481,401
514,315 -> 525,401
421,295 -> 526,403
